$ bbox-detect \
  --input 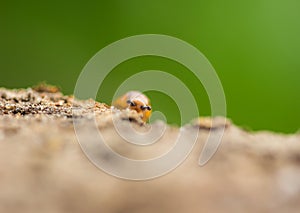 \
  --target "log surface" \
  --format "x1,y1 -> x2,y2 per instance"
0,87 -> 300,213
